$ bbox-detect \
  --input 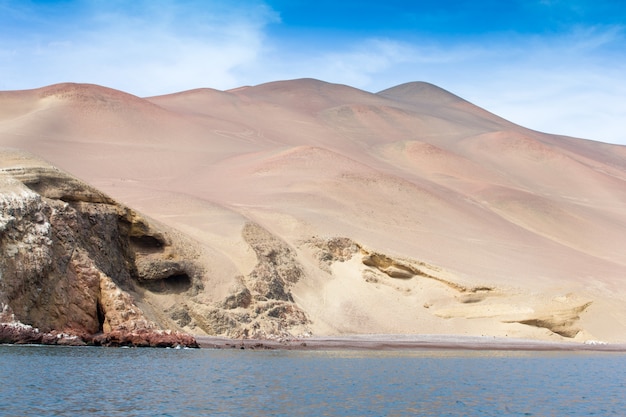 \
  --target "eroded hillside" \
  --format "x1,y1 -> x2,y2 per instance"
1,79 -> 625,343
